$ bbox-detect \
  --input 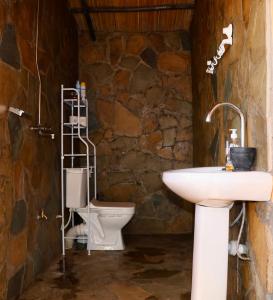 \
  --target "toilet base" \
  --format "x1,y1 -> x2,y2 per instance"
74,201 -> 135,251
88,230 -> 125,251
